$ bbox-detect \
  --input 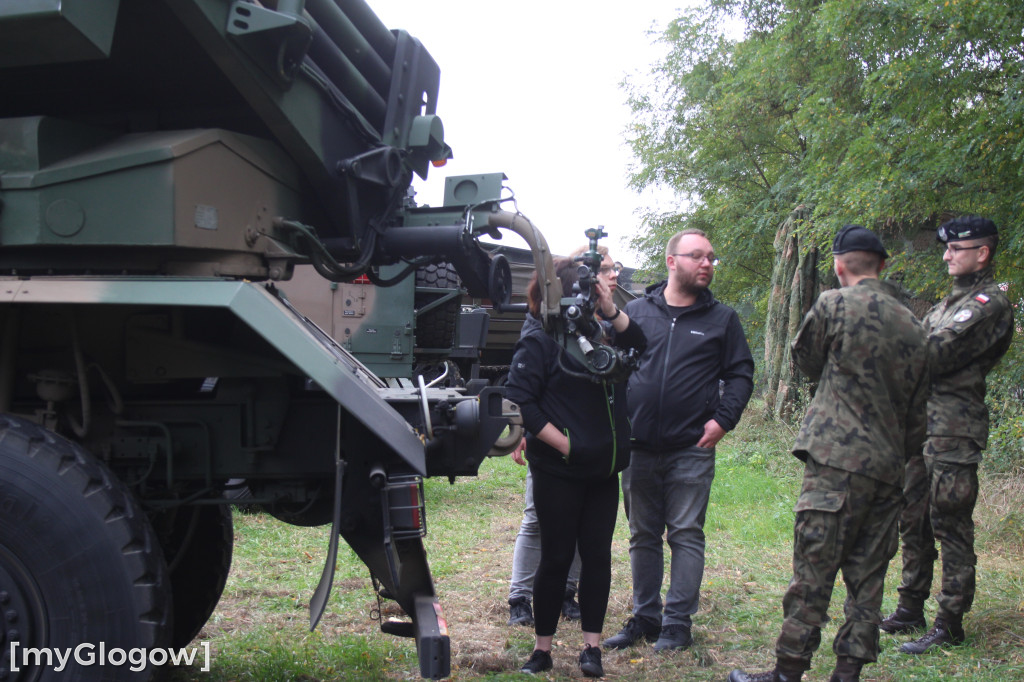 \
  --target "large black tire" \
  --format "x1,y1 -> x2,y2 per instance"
151,504 -> 233,648
0,414 -> 171,681
414,262 -> 461,352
